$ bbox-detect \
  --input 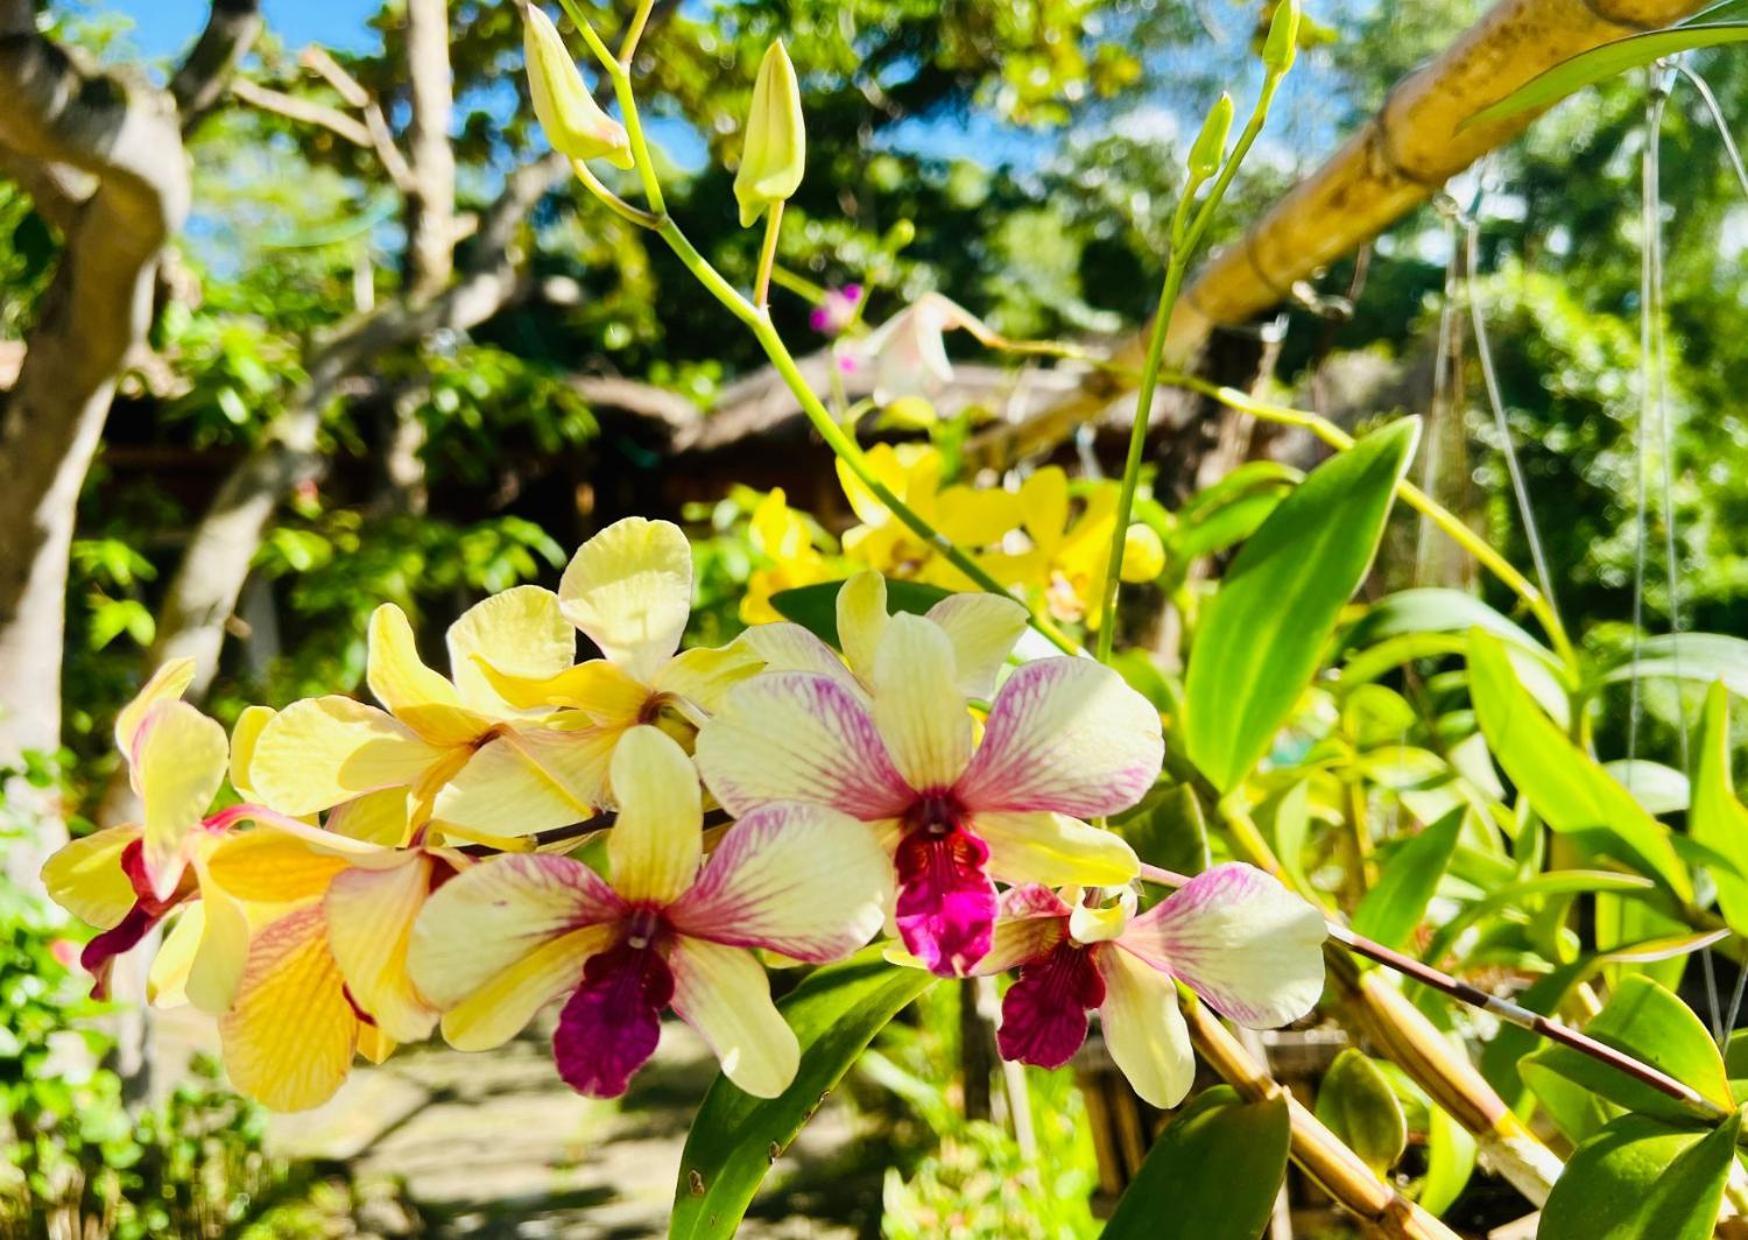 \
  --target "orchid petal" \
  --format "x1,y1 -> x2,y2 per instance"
1096,945 -> 1195,1109
1117,863 -> 1326,1029
1019,467 -> 1070,549
998,943 -> 1103,1069
250,696 -> 444,816
669,938 -> 798,1098
446,585 -> 574,715
474,657 -> 649,724
407,853 -> 623,1011
42,824 -> 141,928
114,657 -> 195,758
696,672 -> 912,820
667,802 -> 890,961
969,884 -> 1069,977
894,826 -> 995,977
187,880 -> 252,1014
607,726 -> 701,905
441,925 -> 614,1051
922,592 -> 1028,700
935,486 -> 1022,550
653,644 -> 763,717
835,570 -> 888,677
871,614 -> 970,791
955,658 -> 1162,818
560,517 -> 692,681
202,828 -> 351,906
368,604 -> 483,746
148,905 -> 201,1008
733,621 -> 854,687
218,905 -> 359,1112
553,941 -> 673,1097
228,705 -> 276,800
973,810 -> 1139,888
325,855 -> 438,1043
137,701 -> 228,901
326,787 -> 413,846
433,726 -> 615,837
